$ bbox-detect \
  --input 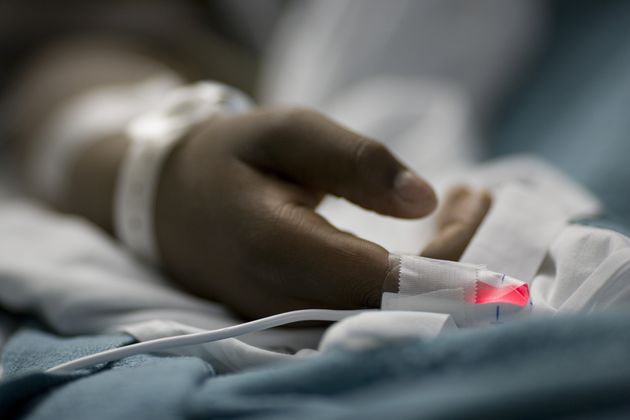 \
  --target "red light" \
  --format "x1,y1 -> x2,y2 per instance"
475,282 -> 529,306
